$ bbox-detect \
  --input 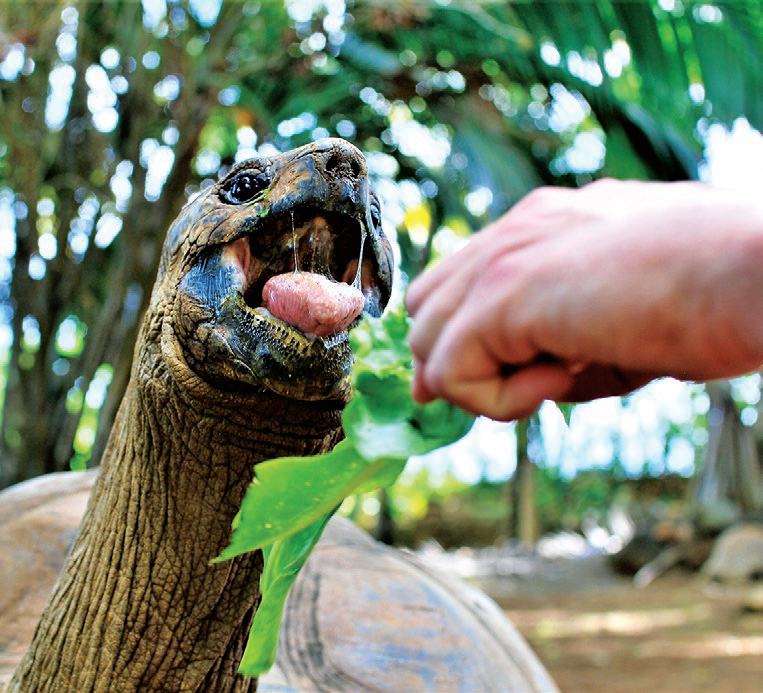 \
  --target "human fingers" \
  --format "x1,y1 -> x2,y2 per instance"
407,286 -> 453,363
414,307 -> 551,418
406,249 -> 473,318
405,217 -> 508,315
406,246 -> 492,363
429,361 -> 575,421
